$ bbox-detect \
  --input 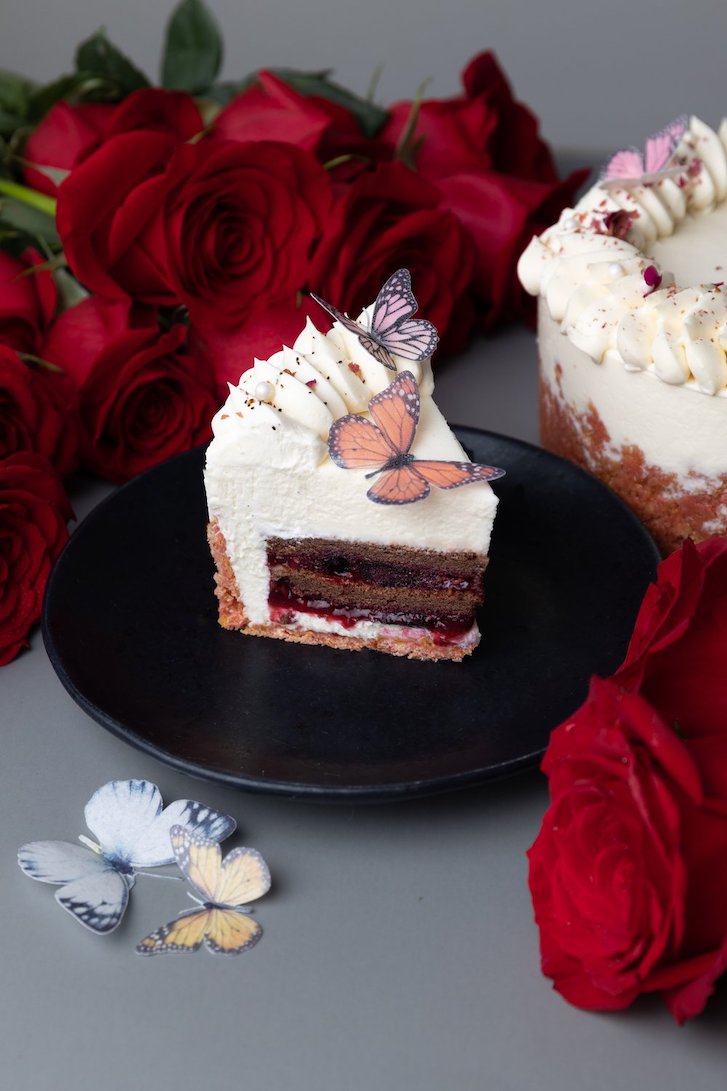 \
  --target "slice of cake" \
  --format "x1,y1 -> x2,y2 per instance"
204,271 -> 503,661
518,115 -> 727,555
